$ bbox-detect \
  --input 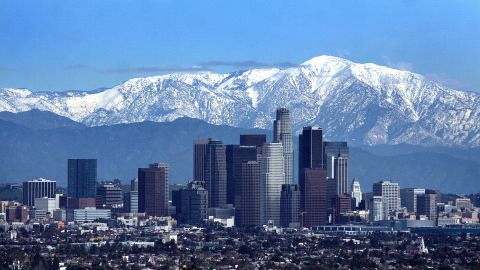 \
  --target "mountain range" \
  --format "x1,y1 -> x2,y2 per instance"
1,55 -> 479,147
0,110 -> 479,194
